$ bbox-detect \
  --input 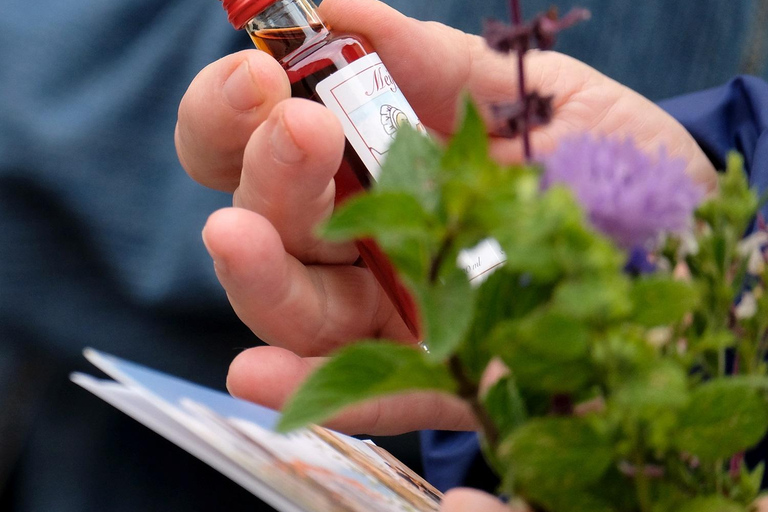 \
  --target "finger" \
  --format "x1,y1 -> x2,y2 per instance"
479,358 -> 510,396
227,346 -> 478,435
202,207 -> 413,355
235,97 -> 357,263
318,0 -> 518,134
176,50 -> 291,192
319,1 -> 593,158
441,489 -> 516,512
